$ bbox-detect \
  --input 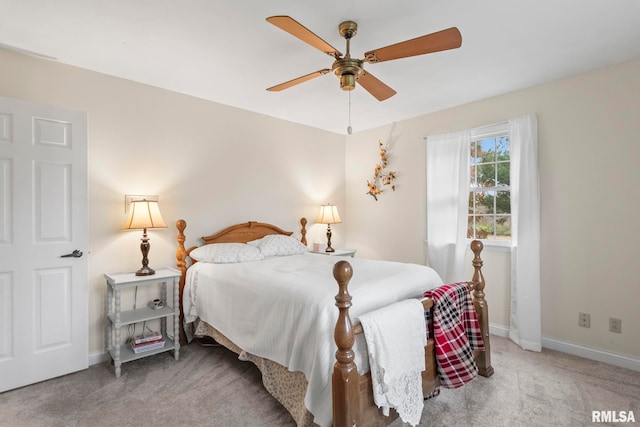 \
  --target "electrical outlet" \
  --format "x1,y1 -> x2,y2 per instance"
579,312 -> 590,328
609,318 -> 622,334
